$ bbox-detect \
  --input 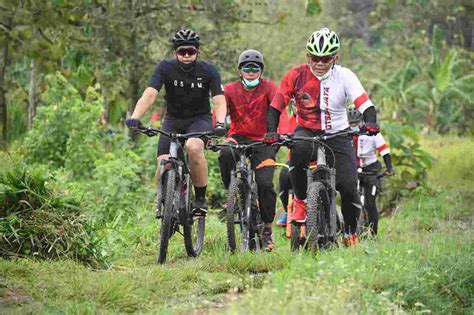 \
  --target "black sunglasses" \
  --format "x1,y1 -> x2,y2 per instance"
309,54 -> 335,63
176,47 -> 198,56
